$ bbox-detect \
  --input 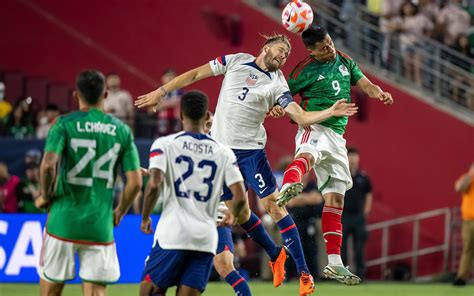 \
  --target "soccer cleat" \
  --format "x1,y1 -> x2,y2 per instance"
276,182 -> 304,207
299,271 -> 315,296
323,265 -> 361,285
268,246 -> 288,287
